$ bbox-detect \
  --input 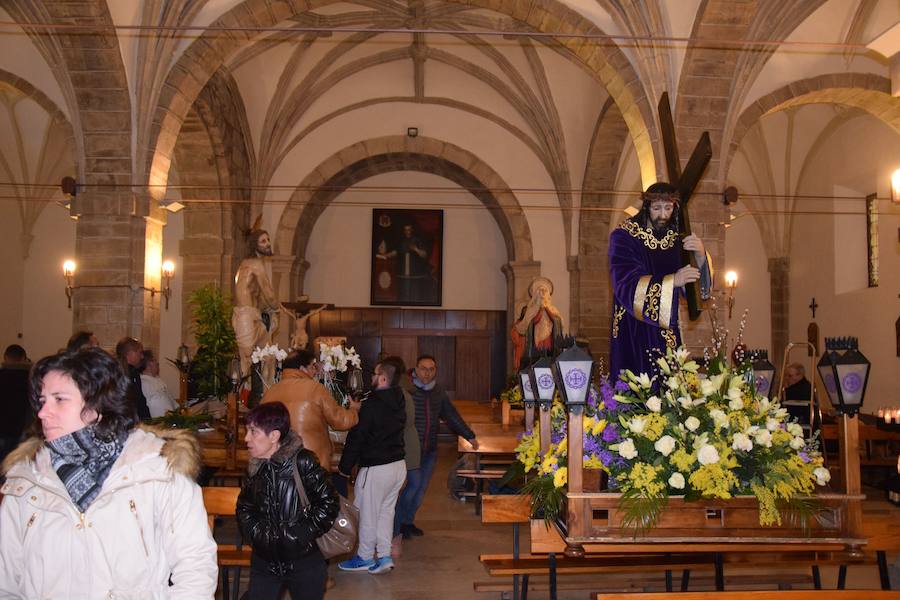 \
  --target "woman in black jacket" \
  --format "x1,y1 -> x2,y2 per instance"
237,402 -> 339,599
